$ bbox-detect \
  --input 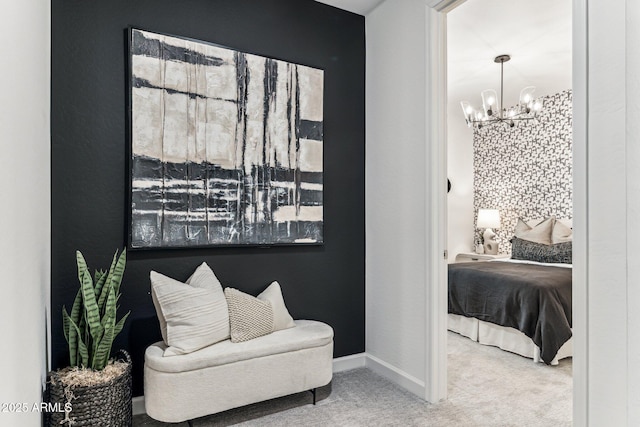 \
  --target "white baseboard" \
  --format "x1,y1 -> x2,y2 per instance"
132,396 -> 146,416
334,353 -> 426,399
365,353 -> 426,398
333,352 -> 367,372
